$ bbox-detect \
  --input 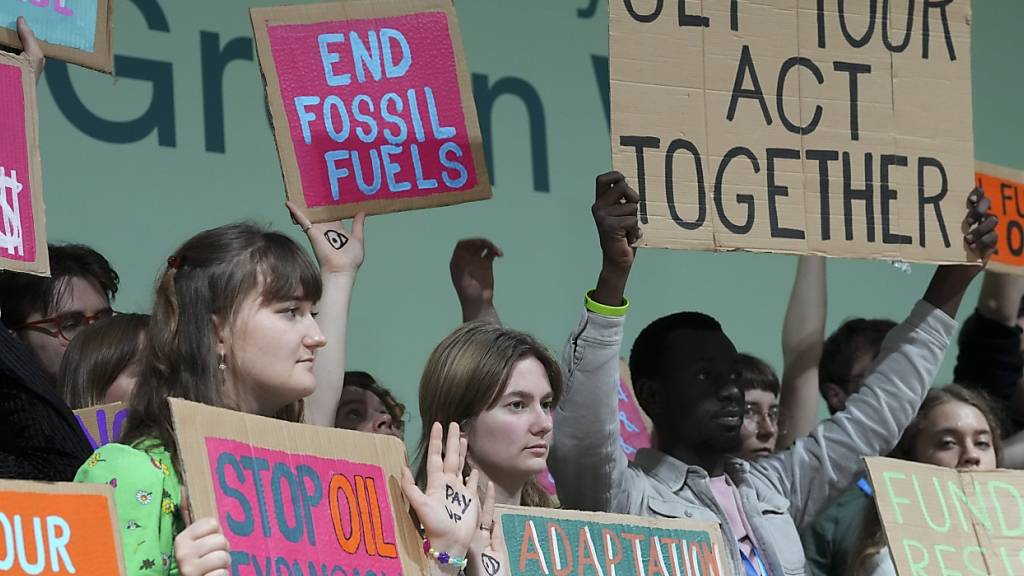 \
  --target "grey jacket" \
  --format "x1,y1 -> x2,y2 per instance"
549,301 -> 956,576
